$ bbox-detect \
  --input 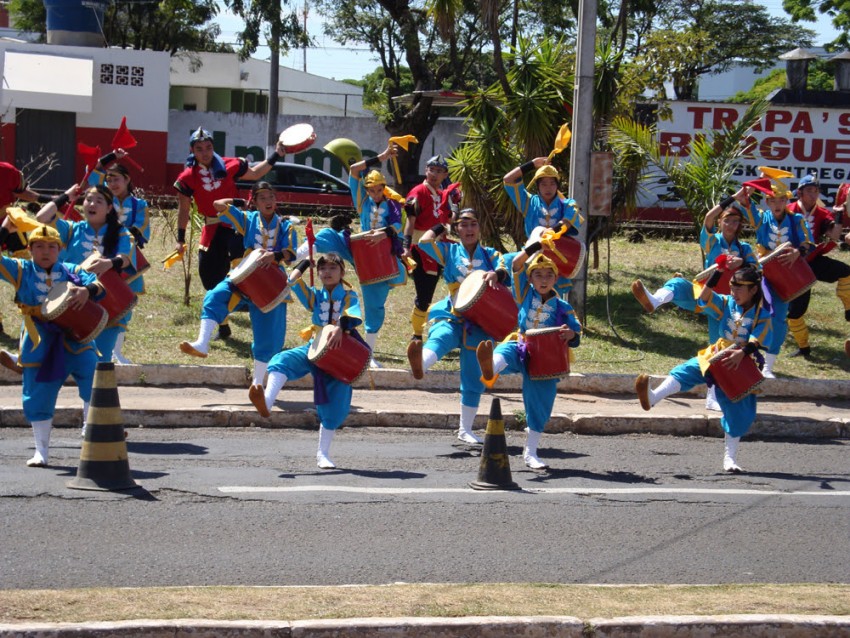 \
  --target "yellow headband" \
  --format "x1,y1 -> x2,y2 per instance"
28,224 -> 63,247
527,165 -> 560,190
526,253 -> 558,277
364,170 -> 386,188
